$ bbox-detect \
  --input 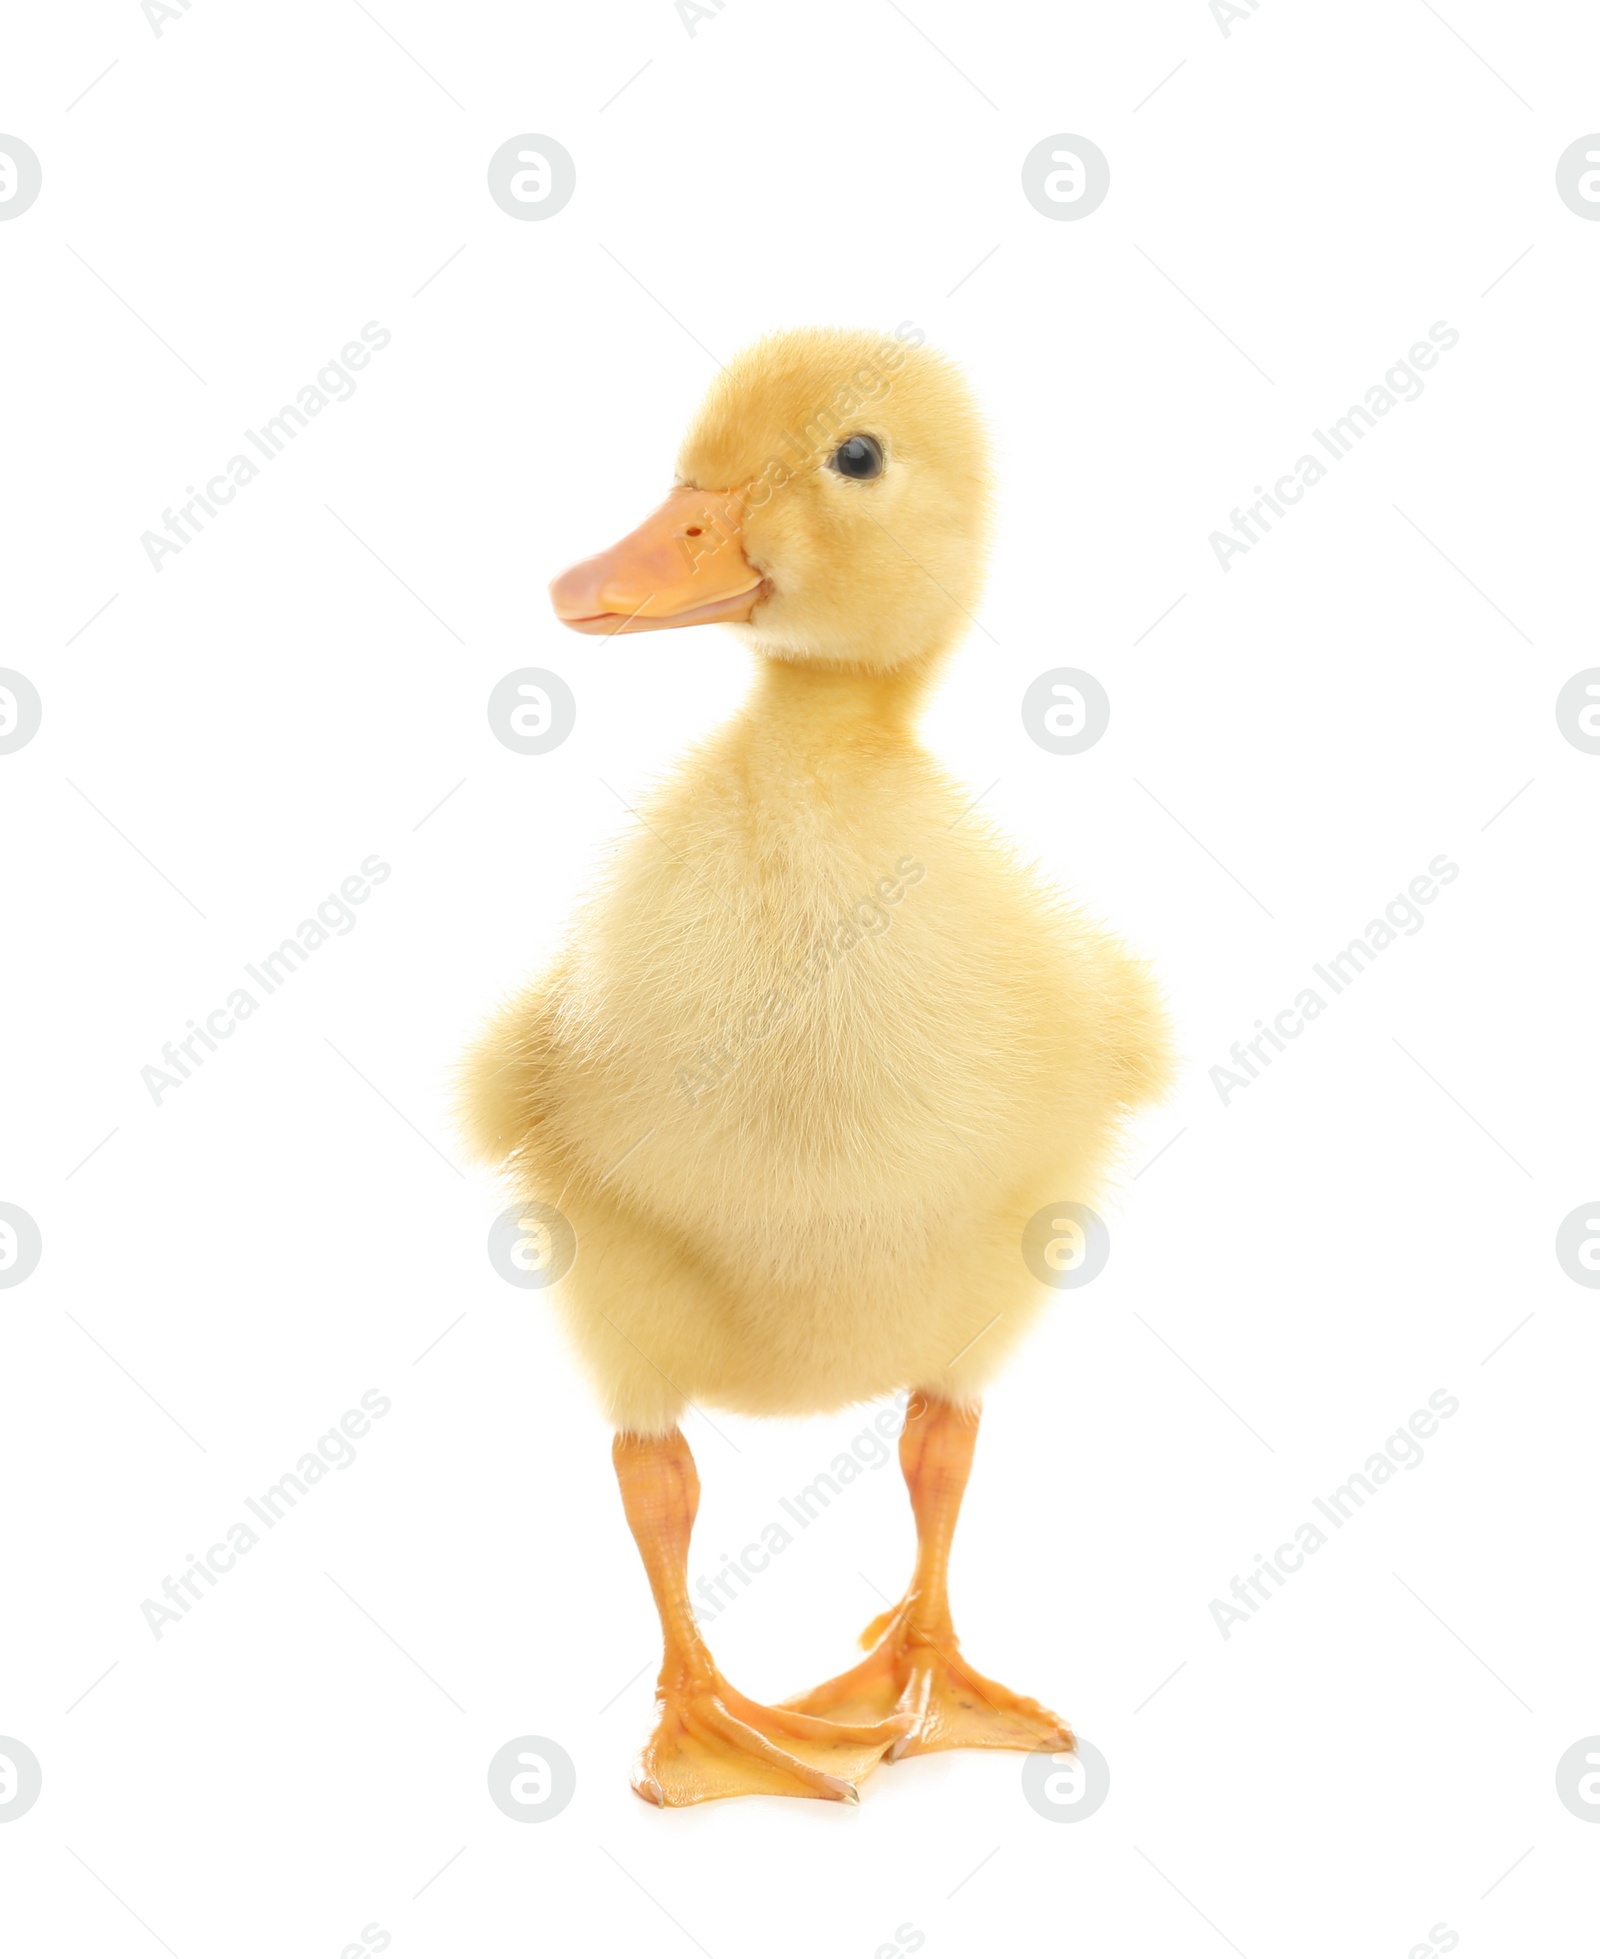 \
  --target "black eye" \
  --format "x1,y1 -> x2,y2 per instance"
830,434 -> 884,480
